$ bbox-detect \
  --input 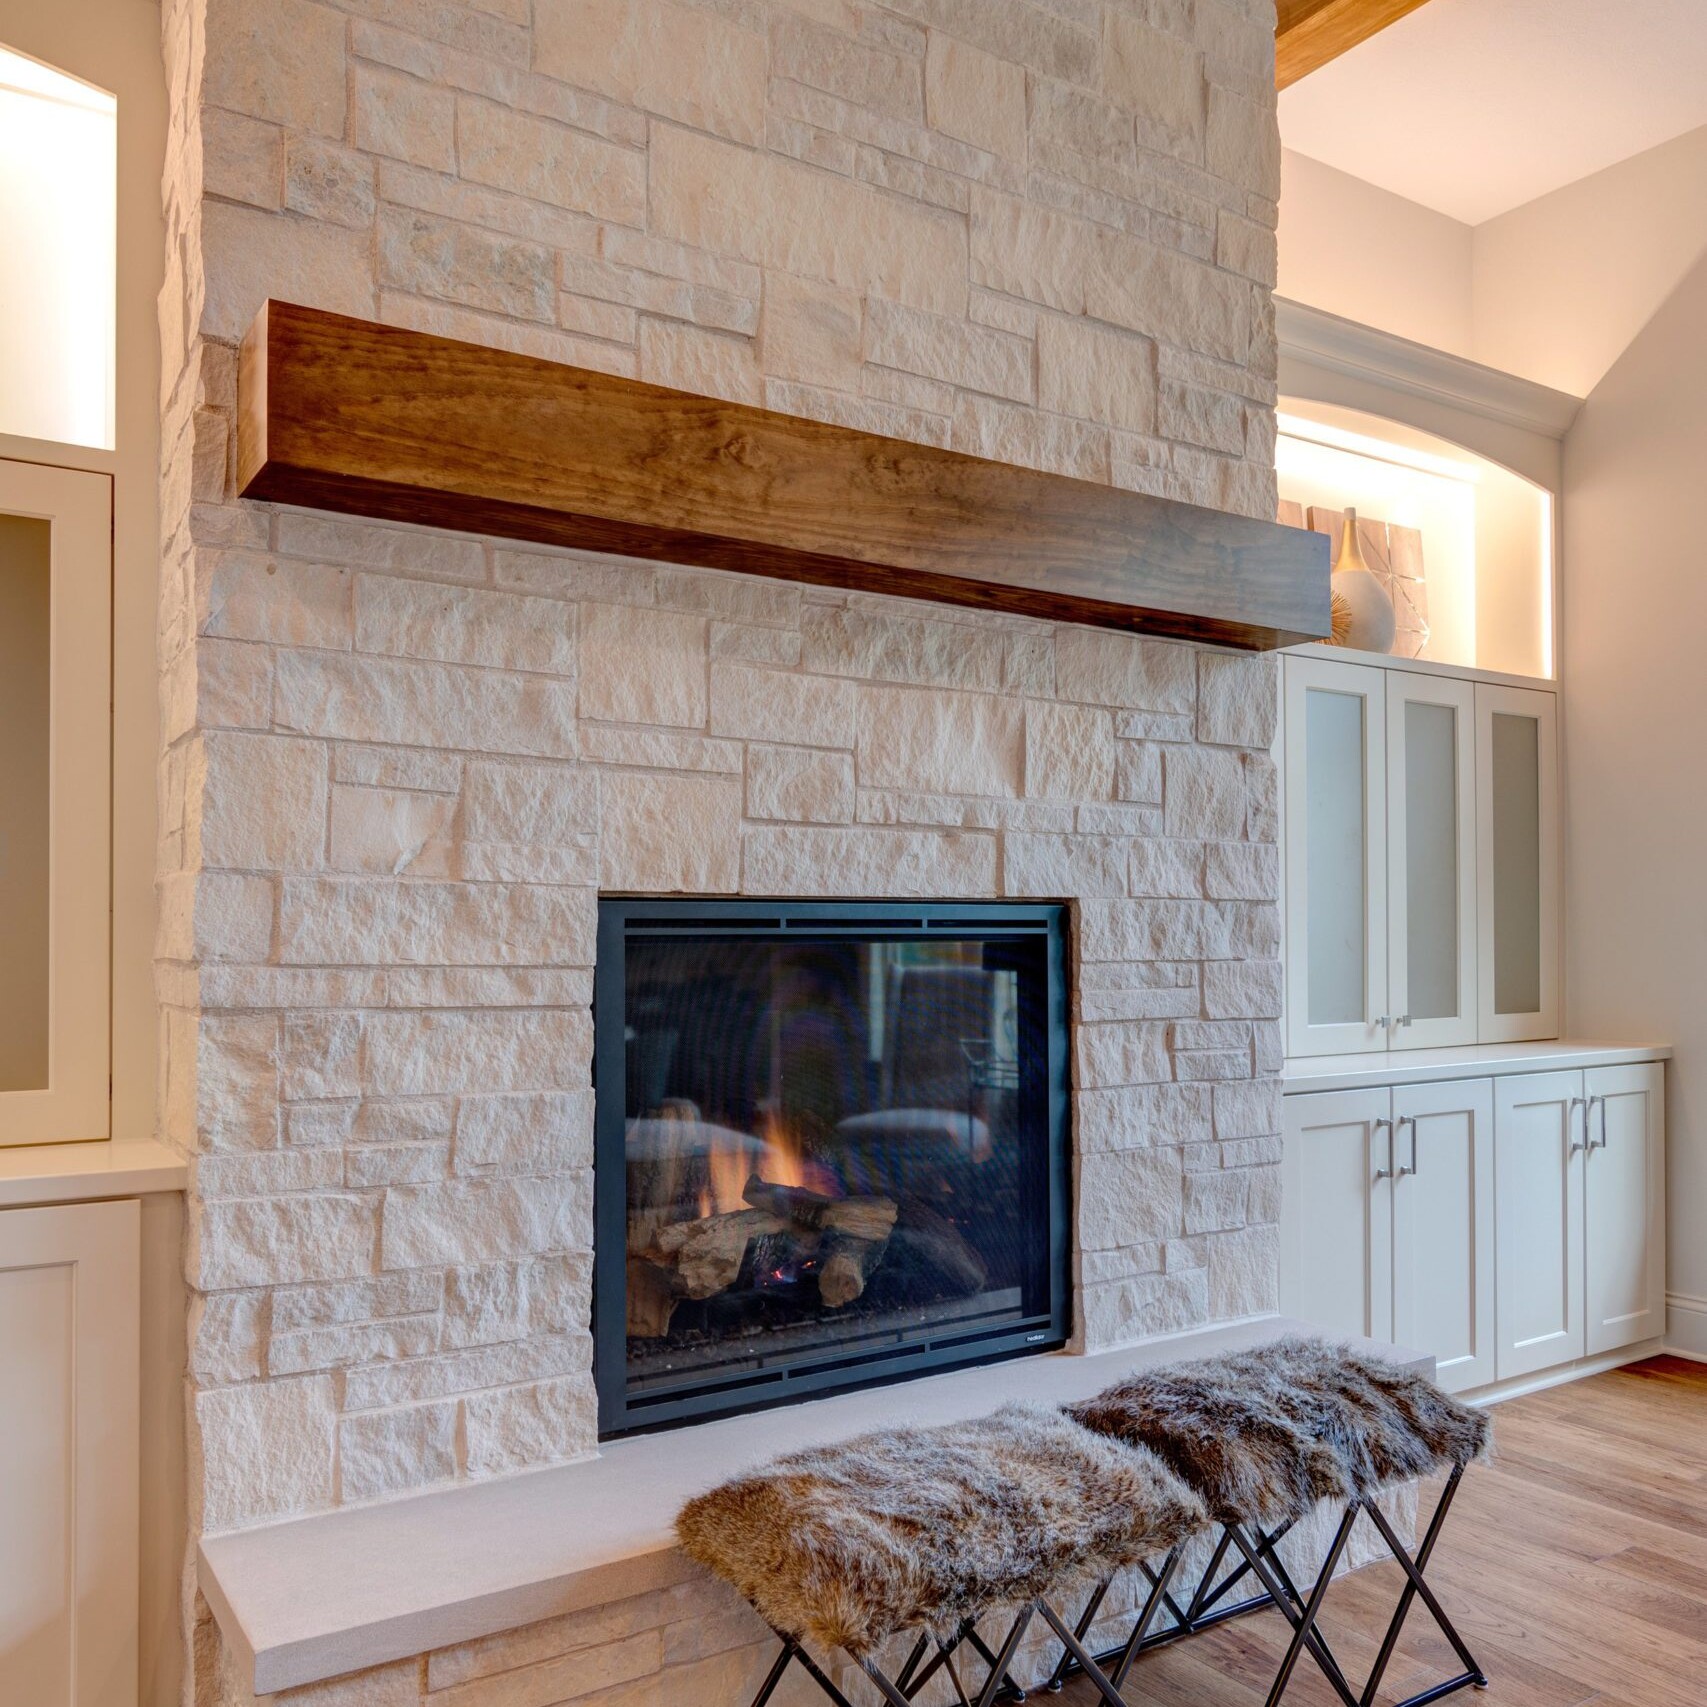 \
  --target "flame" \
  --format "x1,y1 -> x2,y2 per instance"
696,1114 -> 840,1218
703,1137 -> 753,1217
758,1112 -> 808,1191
